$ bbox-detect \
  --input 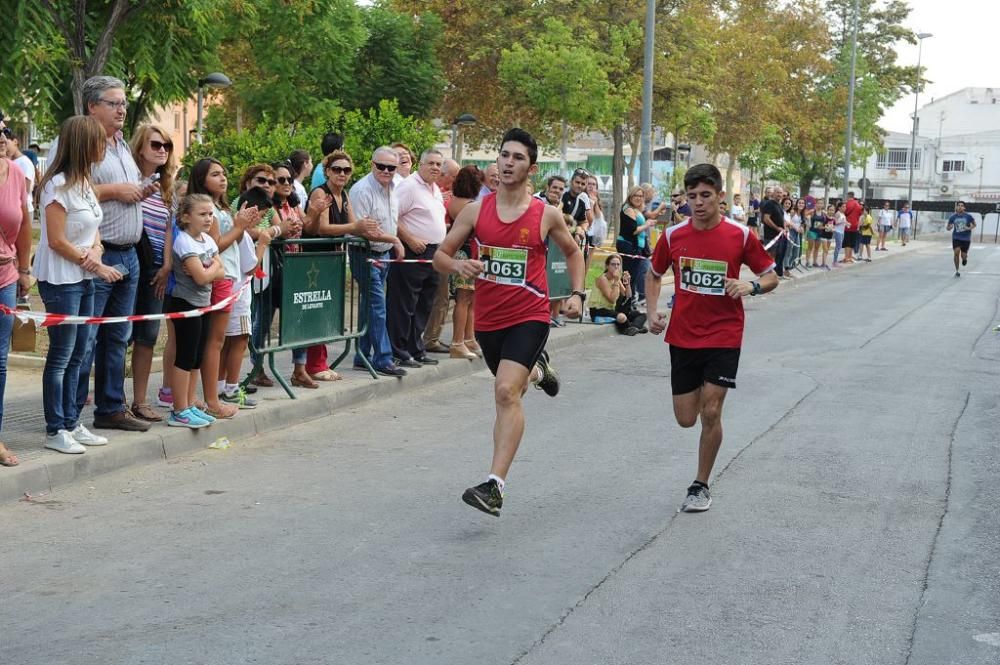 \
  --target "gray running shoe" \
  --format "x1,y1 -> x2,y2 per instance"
533,350 -> 559,397
681,482 -> 712,512
220,388 -> 257,409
